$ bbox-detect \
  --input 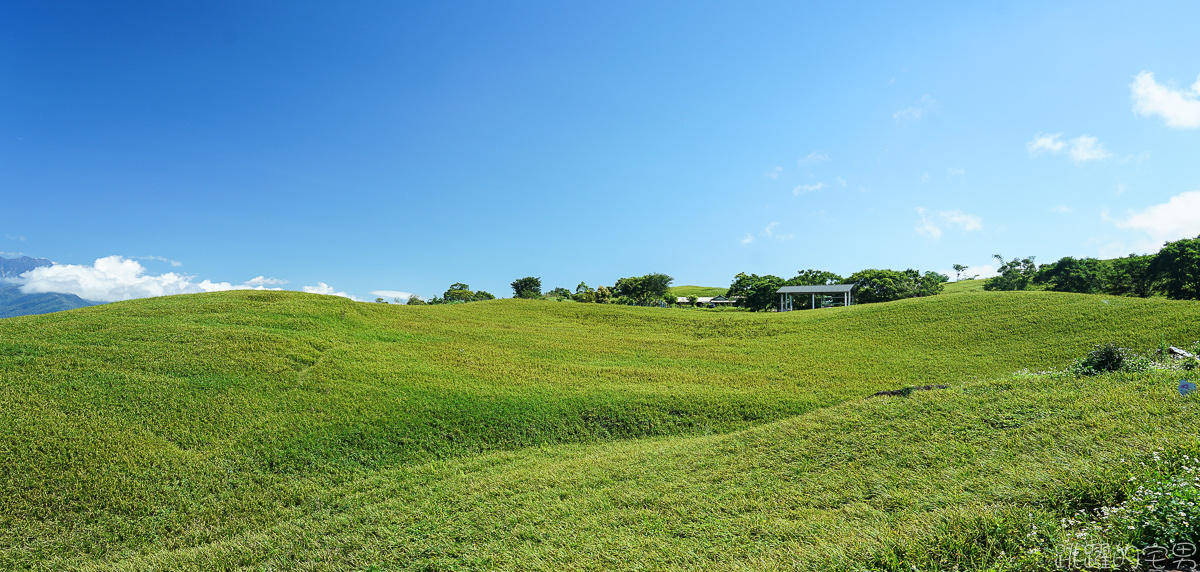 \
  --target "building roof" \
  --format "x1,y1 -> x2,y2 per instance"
776,284 -> 854,294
